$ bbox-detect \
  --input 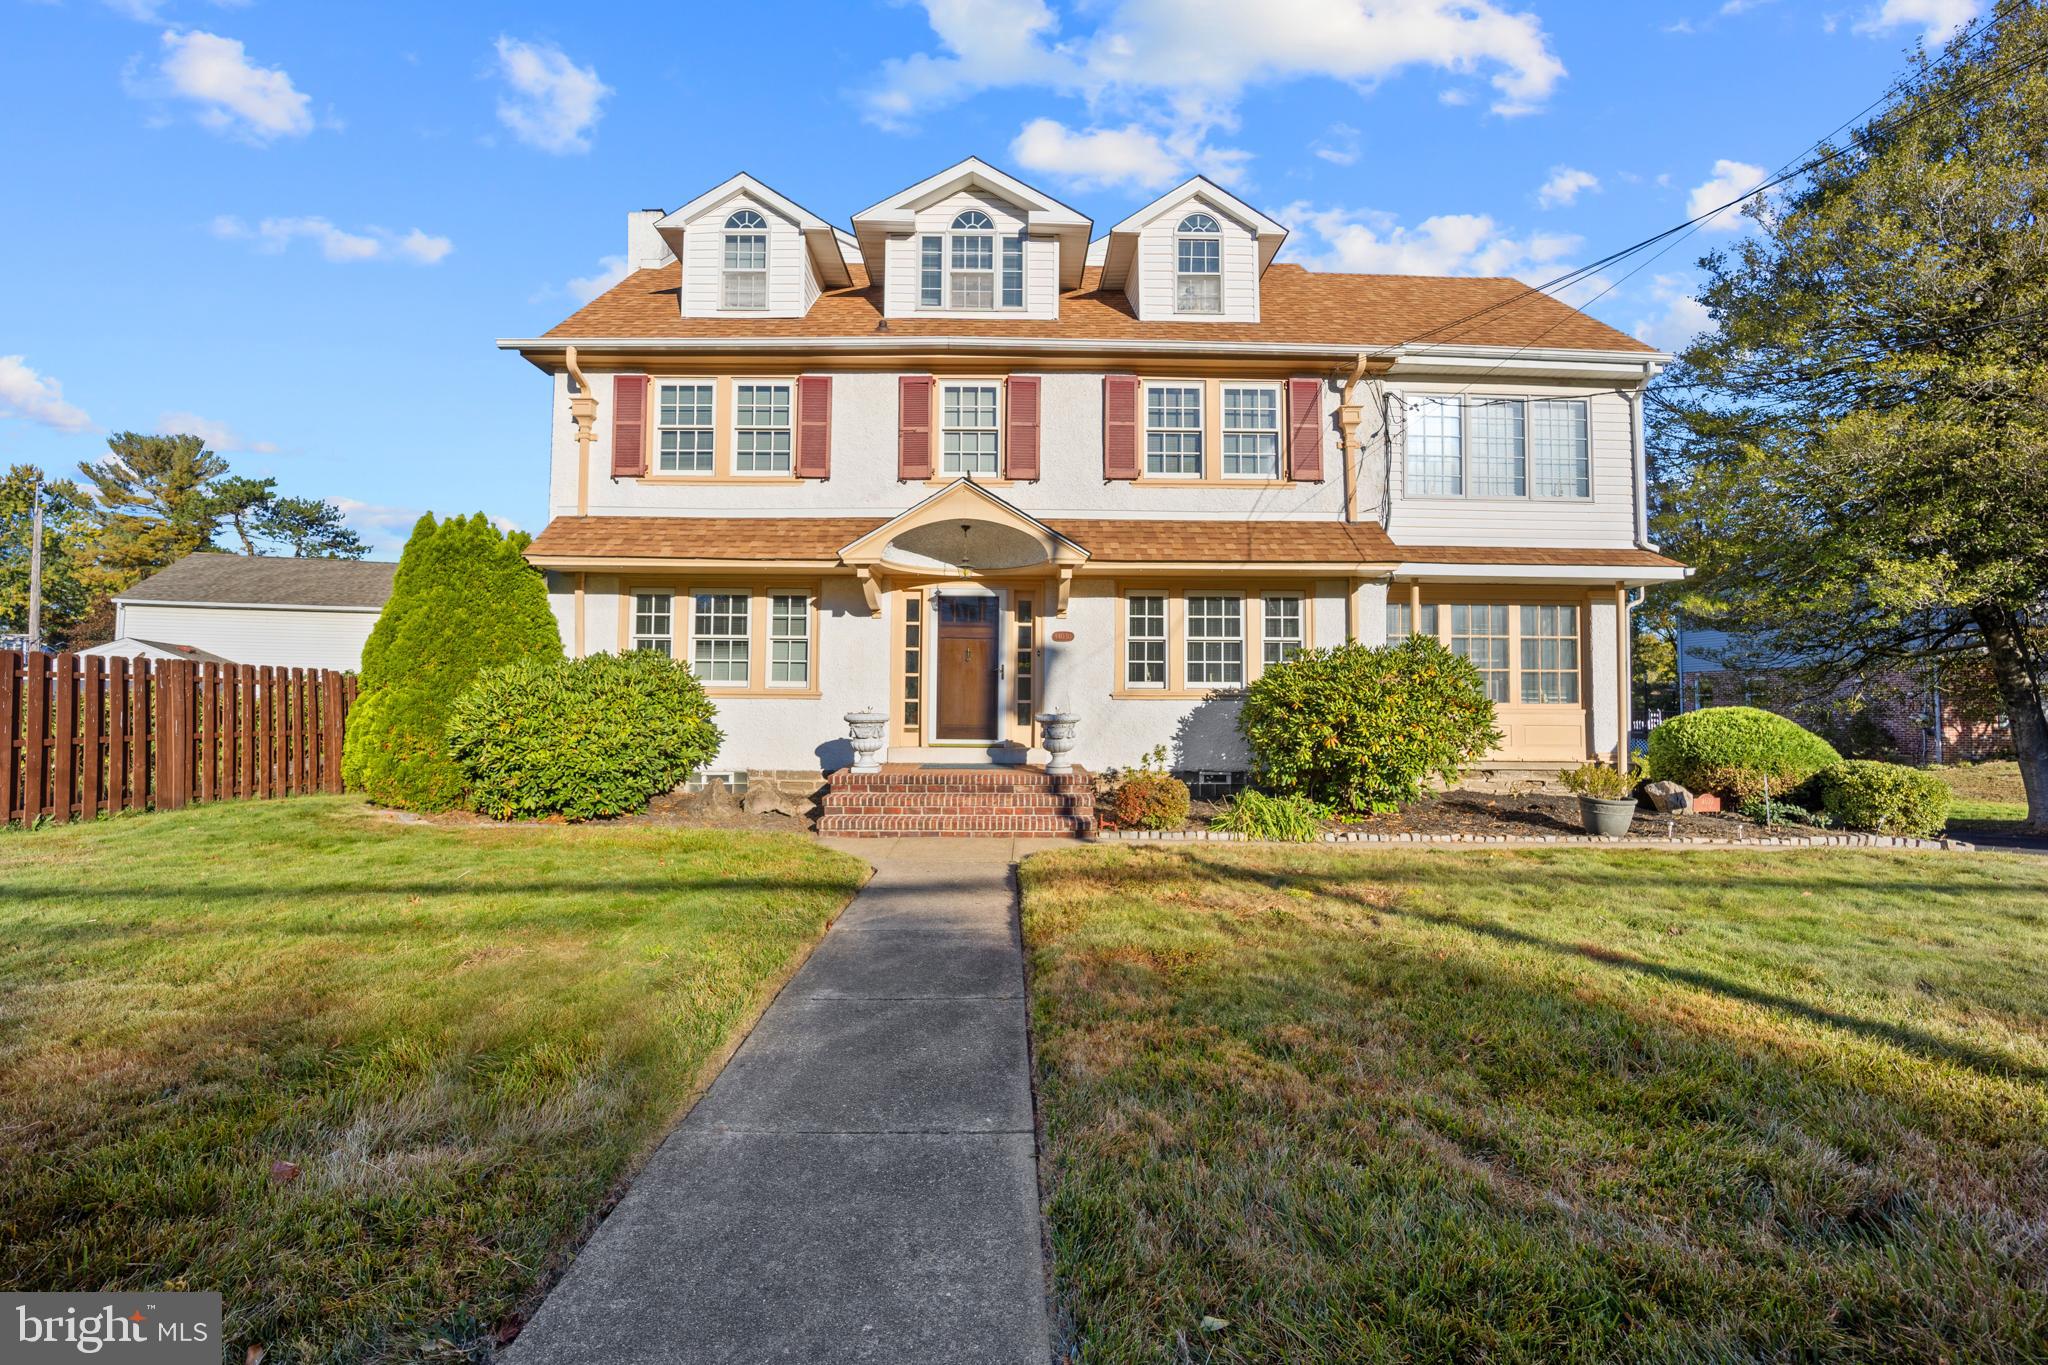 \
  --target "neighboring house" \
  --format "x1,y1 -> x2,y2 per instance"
501,159 -> 1686,798
80,553 -> 395,674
